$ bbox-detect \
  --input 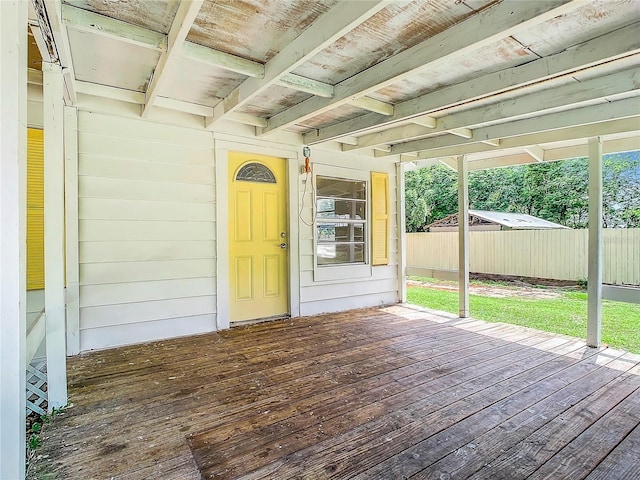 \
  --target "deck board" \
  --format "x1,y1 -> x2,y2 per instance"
31,305 -> 640,480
